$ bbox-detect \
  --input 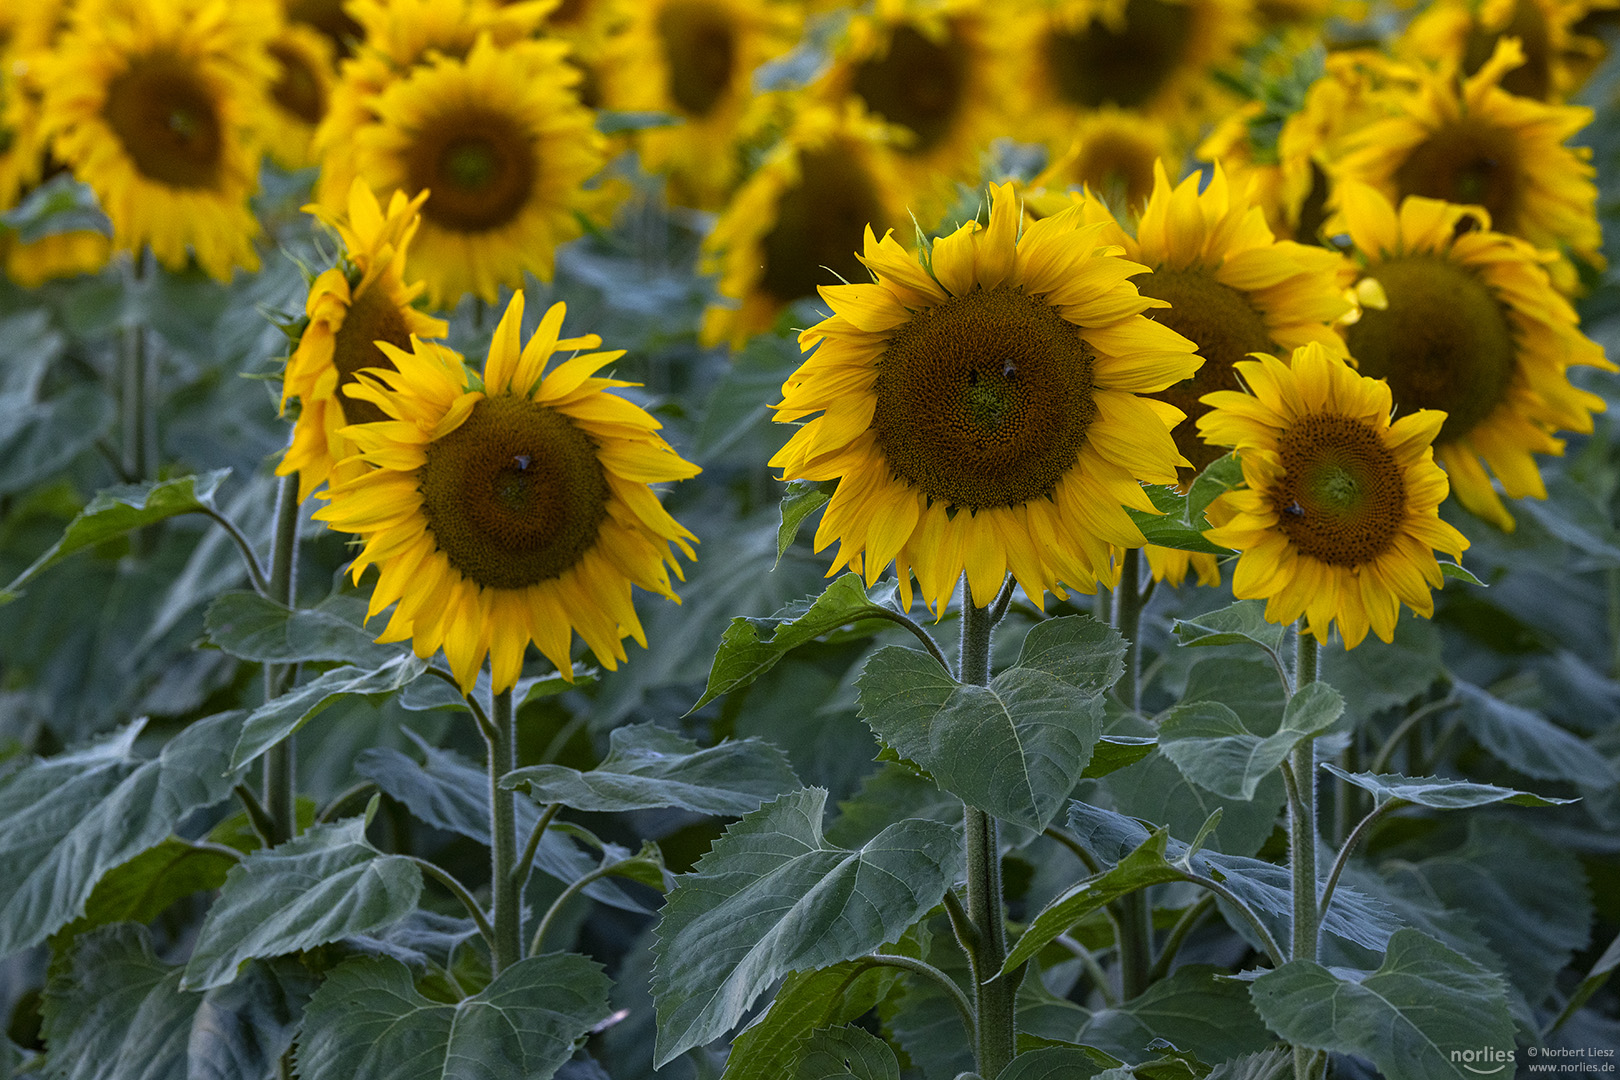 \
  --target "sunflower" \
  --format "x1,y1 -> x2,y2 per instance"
262,19 -> 336,169
285,0 -> 364,58
279,179 -> 448,503
596,0 -> 800,210
34,0 -> 274,280
1335,37 -> 1602,293
350,34 -> 609,309
1330,181 -> 1612,530
1399,0 -> 1616,102
1015,0 -> 1258,145
2,211 -> 113,287
808,0 -> 1019,228
1199,343 -> 1469,647
771,181 -> 1201,613
700,101 -> 912,349
1032,107 -> 1184,216
314,292 -> 700,694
